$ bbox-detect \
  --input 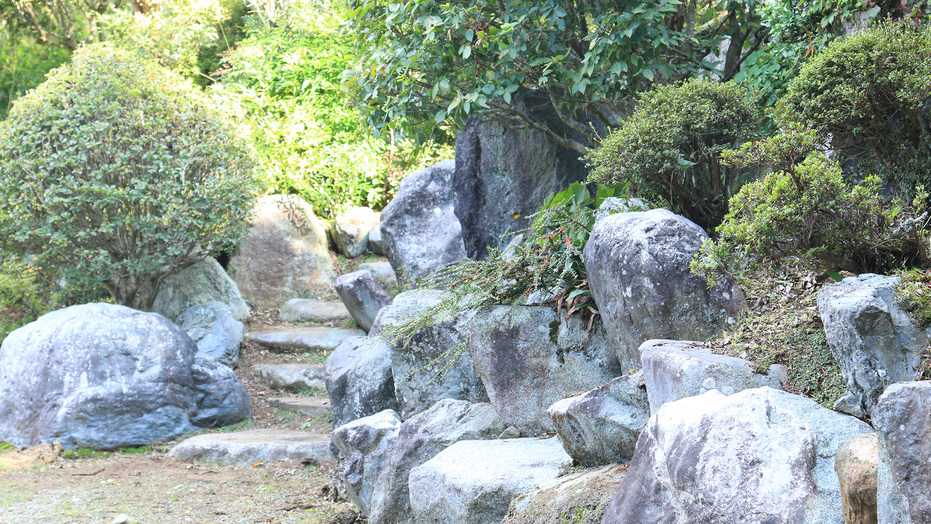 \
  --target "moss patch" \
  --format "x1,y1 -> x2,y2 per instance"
894,269 -> 931,327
